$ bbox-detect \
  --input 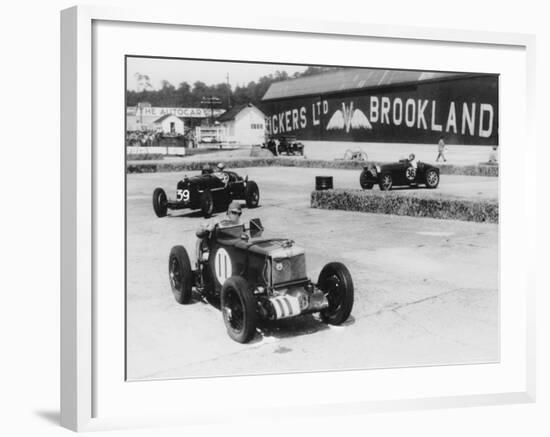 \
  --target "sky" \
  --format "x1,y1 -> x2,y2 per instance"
126,57 -> 309,91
